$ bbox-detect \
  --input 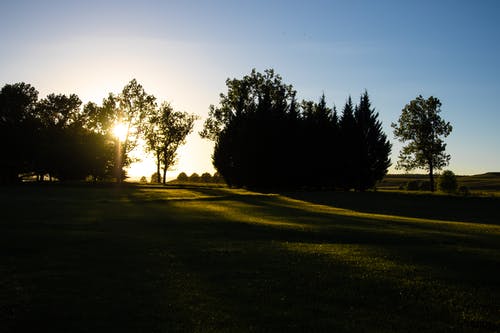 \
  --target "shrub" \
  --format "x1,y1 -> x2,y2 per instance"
438,170 -> 458,193
419,181 -> 431,191
458,185 -> 470,196
406,180 -> 420,191
140,176 -> 147,183
177,172 -> 188,182
201,172 -> 212,183
189,173 -> 200,183
150,172 -> 162,184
